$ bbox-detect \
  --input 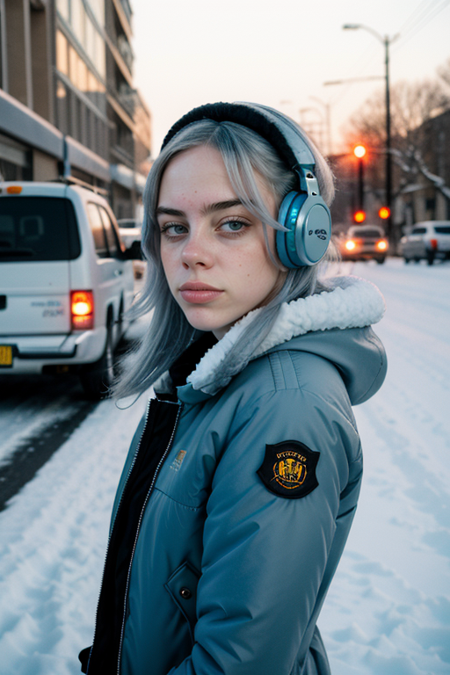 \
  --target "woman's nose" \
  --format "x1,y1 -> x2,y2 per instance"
181,232 -> 213,269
